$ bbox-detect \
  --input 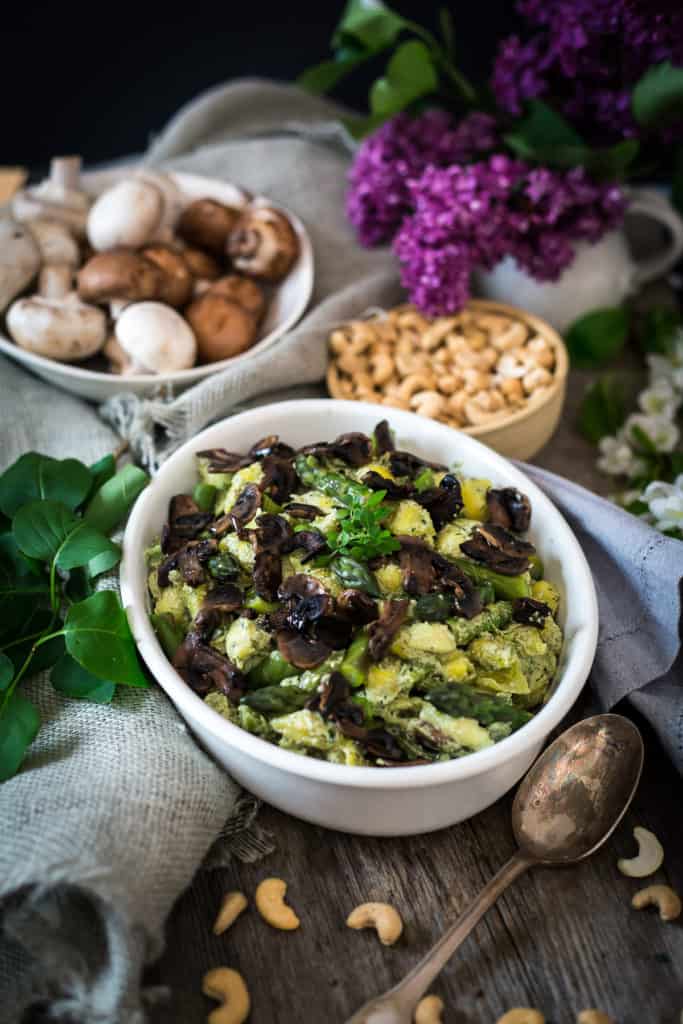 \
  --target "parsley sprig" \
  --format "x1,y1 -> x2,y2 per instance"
326,487 -> 400,562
